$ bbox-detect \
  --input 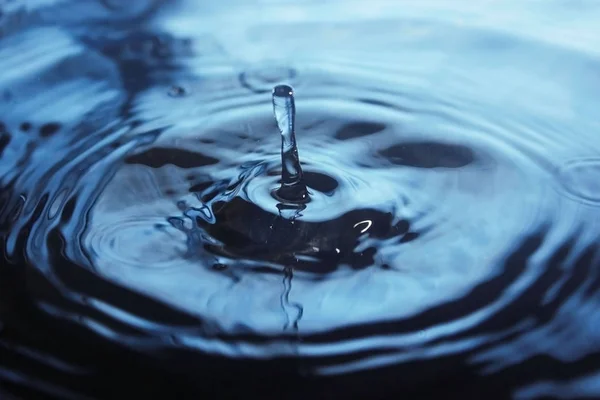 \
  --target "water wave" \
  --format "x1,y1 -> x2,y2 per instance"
1,1 -> 600,399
